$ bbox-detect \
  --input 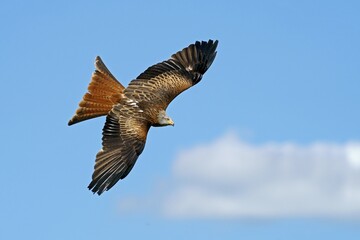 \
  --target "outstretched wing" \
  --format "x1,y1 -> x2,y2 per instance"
88,99 -> 150,195
124,40 -> 218,109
